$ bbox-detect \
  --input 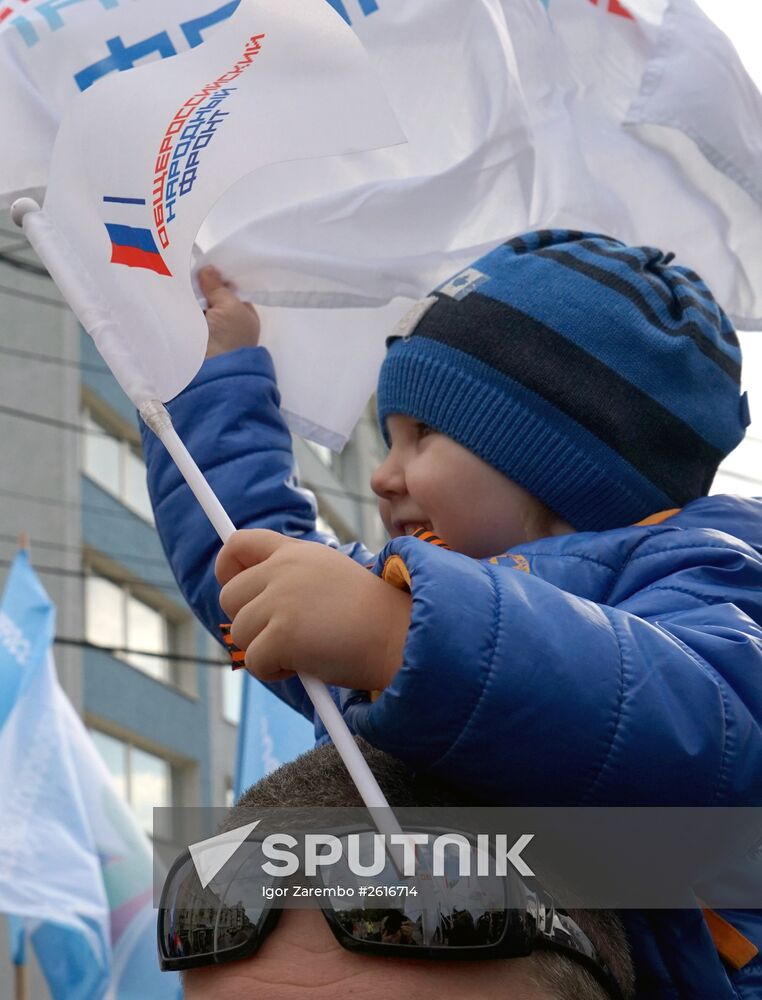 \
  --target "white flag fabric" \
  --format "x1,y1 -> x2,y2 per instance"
3,0 -> 761,447
199,0 -> 762,445
201,0 -> 539,445
22,0 -> 403,409
0,0 -> 245,207
0,551 -> 179,998
534,0 -> 762,328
